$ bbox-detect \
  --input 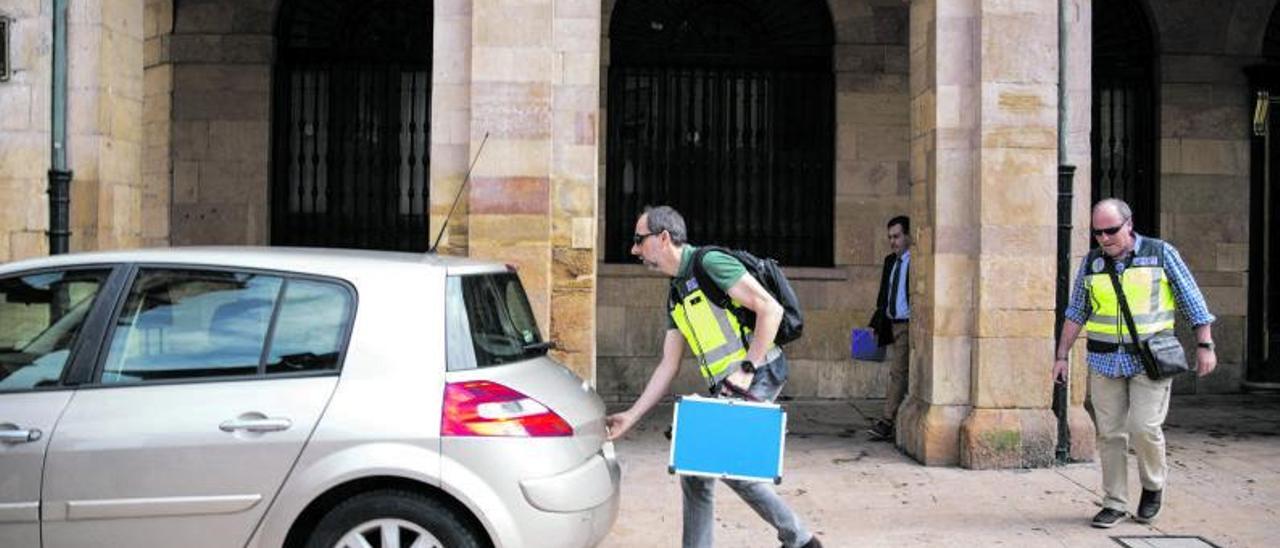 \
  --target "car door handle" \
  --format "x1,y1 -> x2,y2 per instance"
219,417 -> 292,433
0,424 -> 42,444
